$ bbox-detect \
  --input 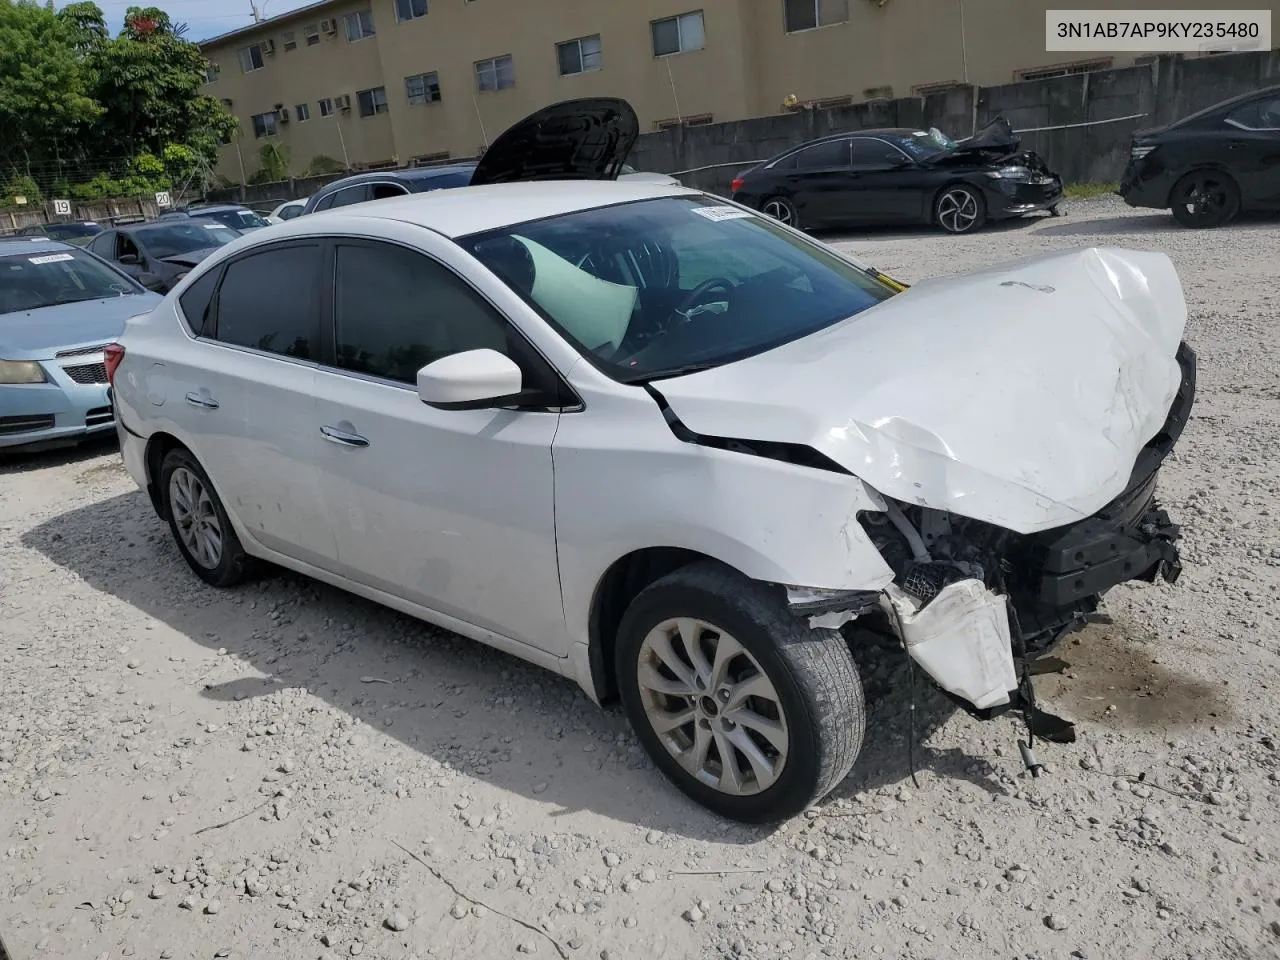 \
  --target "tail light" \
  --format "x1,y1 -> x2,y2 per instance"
730,177 -> 745,194
104,343 -> 125,385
